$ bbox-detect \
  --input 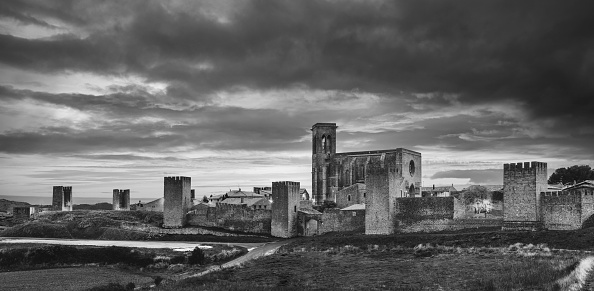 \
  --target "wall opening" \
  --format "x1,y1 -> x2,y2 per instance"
409,184 -> 415,197
322,136 -> 327,153
347,195 -> 351,202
